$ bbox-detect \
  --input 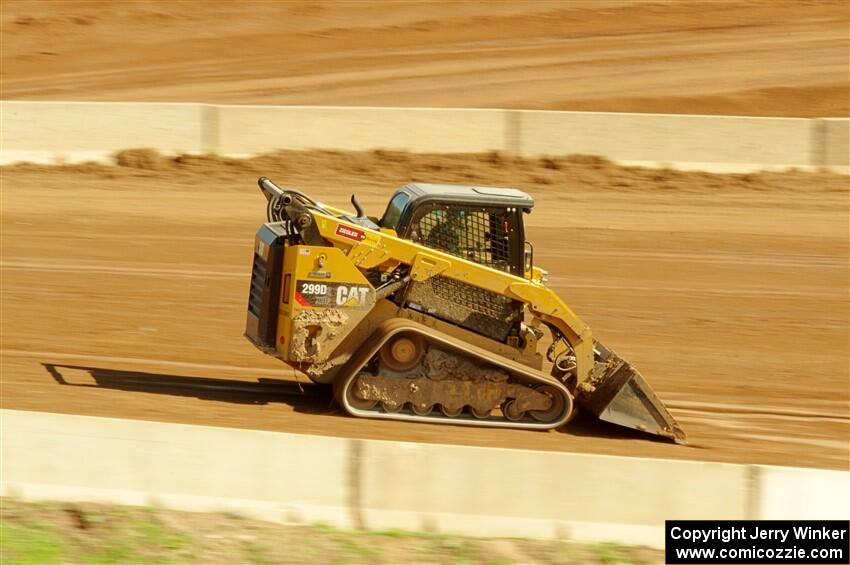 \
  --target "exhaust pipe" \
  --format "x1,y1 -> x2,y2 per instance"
258,176 -> 286,202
